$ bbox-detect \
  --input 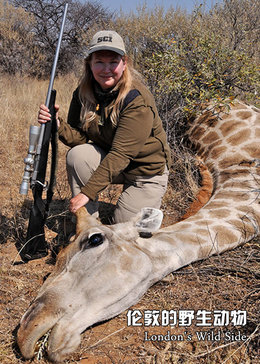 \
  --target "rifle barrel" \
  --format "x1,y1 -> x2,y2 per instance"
45,3 -> 68,108
32,3 -> 68,186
